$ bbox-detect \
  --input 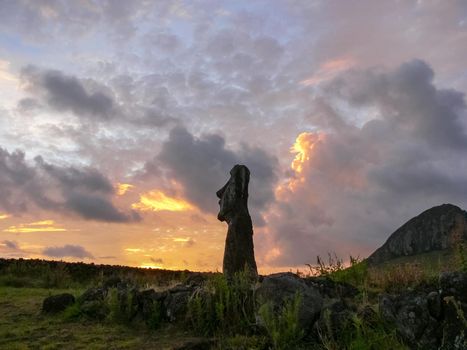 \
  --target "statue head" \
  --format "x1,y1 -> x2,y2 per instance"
216,164 -> 250,222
